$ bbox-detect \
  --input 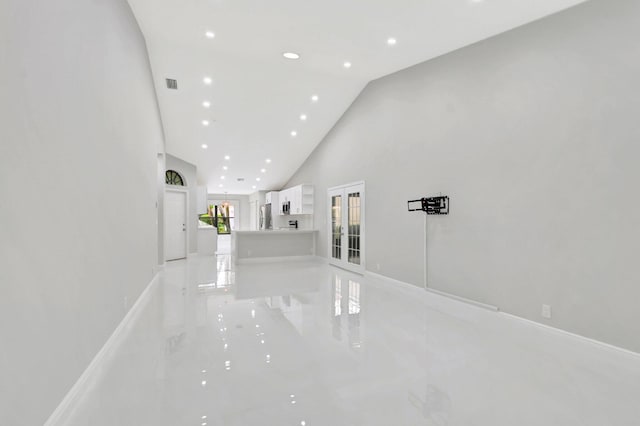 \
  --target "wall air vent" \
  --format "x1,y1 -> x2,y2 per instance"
237,178 -> 245,182
165,78 -> 178,90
